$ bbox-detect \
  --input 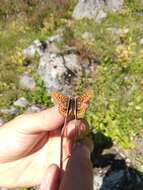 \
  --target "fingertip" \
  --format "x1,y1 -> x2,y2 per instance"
63,120 -> 88,138
37,106 -> 64,131
40,164 -> 61,190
